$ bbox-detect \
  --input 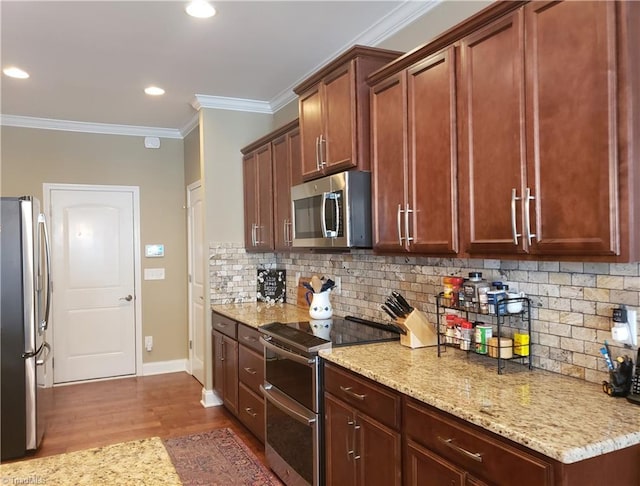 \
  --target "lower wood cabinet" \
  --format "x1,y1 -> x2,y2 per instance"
212,313 -> 265,444
324,363 -> 401,486
212,329 -> 238,416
